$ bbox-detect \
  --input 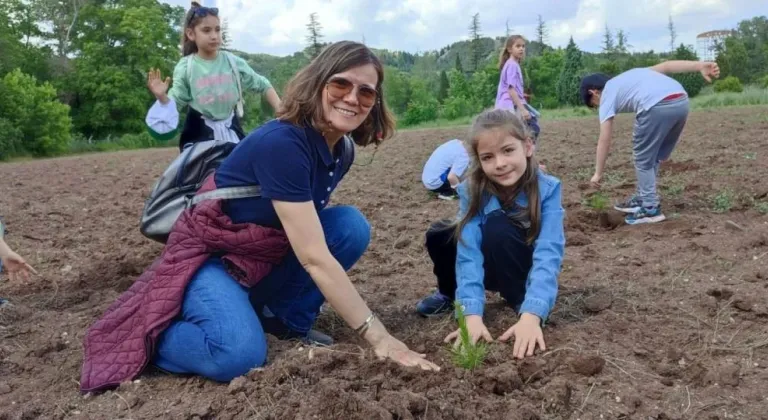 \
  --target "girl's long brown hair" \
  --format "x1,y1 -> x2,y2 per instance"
276,41 -> 395,147
181,2 -> 216,57
498,35 -> 526,71
455,108 -> 541,245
